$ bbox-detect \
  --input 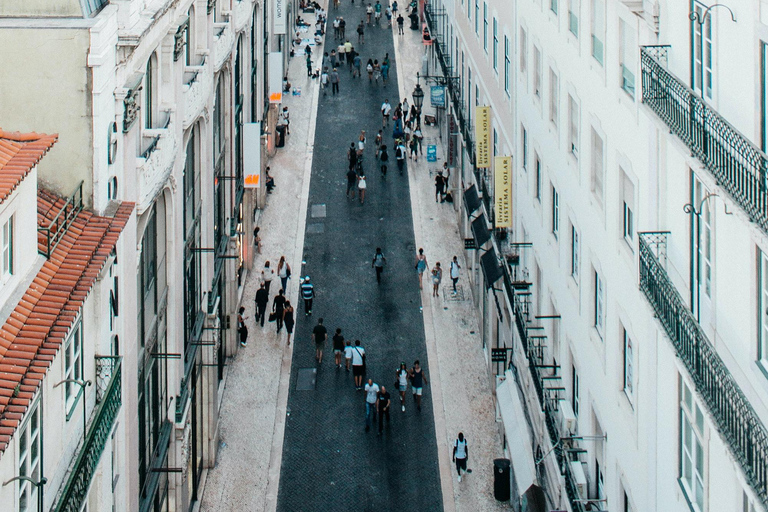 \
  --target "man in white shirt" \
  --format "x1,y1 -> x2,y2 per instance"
351,339 -> 366,389
381,99 -> 392,127
453,432 -> 469,482
364,379 -> 379,432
